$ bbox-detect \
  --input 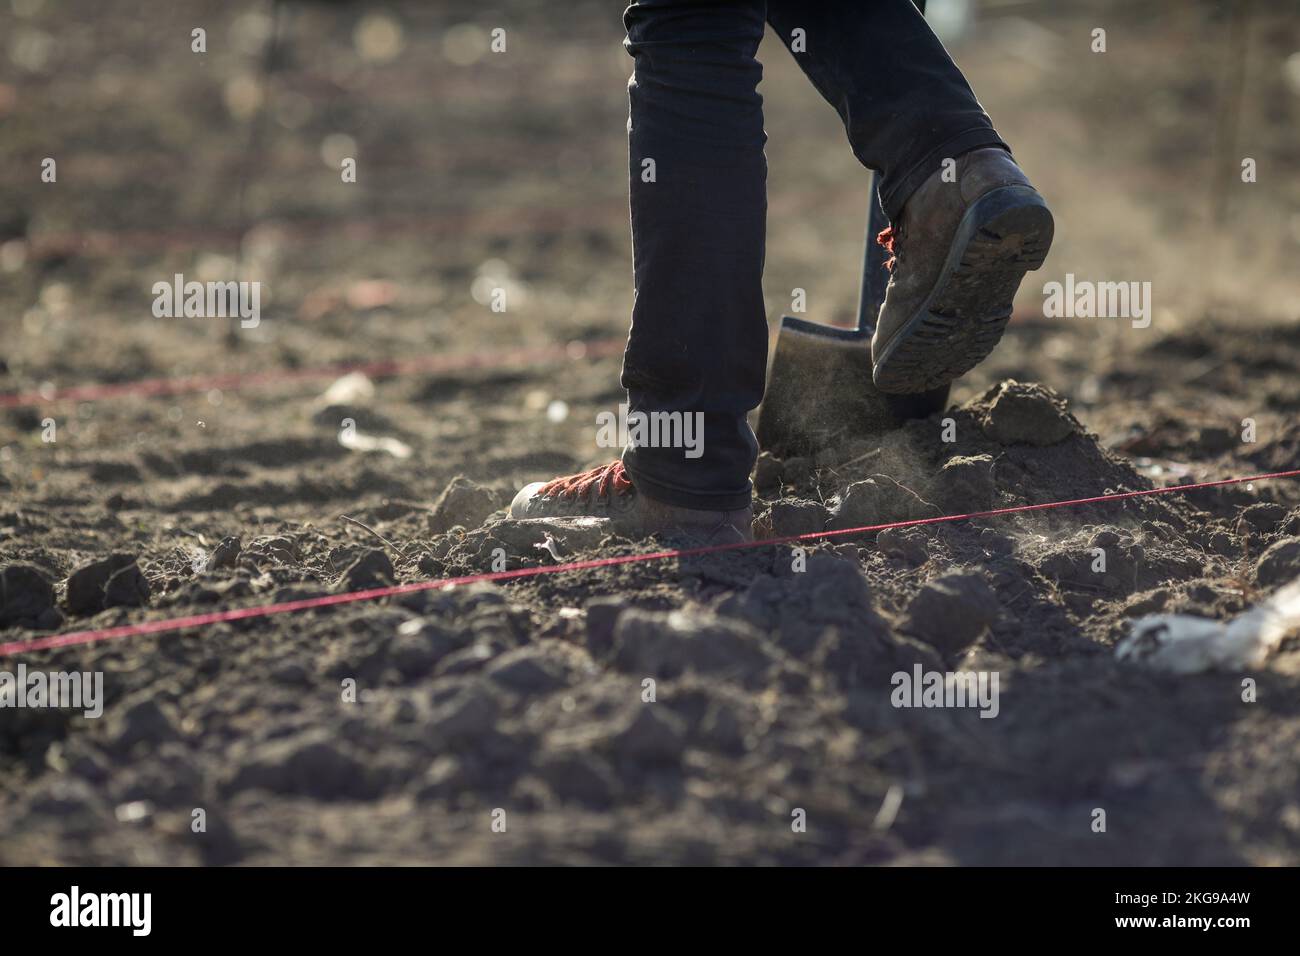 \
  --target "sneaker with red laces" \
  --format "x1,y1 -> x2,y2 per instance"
509,460 -> 753,542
